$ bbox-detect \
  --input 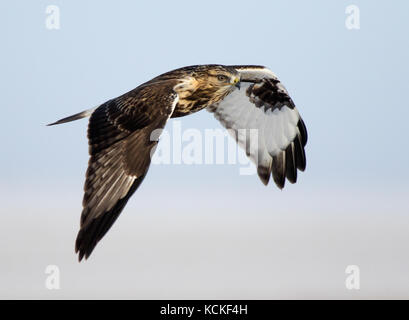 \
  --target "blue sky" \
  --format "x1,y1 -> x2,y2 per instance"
0,0 -> 408,298
1,0 -> 408,192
